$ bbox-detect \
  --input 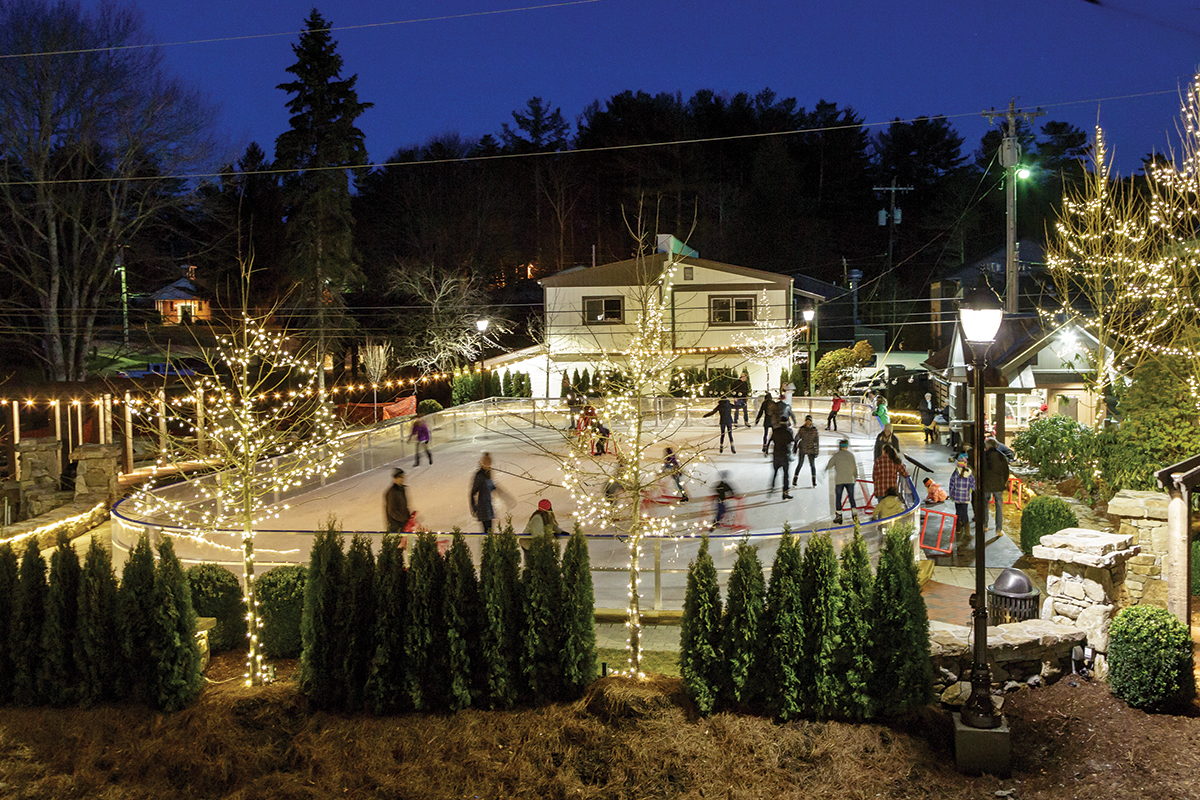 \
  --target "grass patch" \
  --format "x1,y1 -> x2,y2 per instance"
596,647 -> 679,677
